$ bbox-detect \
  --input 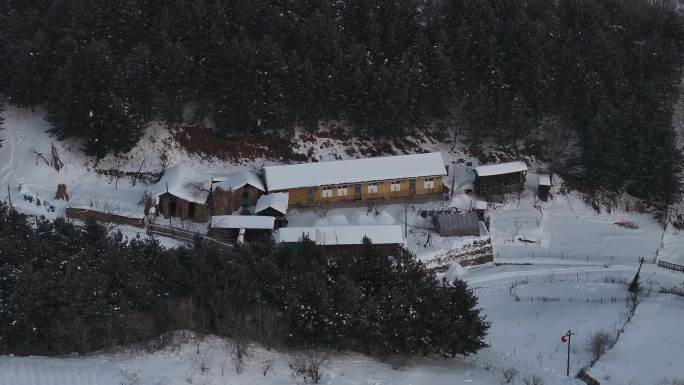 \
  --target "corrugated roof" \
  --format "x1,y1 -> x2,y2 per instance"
255,192 -> 289,215
274,225 -> 404,245
263,152 -> 446,191
434,213 -> 480,236
211,215 -> 275,229
212,171 -> 265,192
474,161 -> 528,177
